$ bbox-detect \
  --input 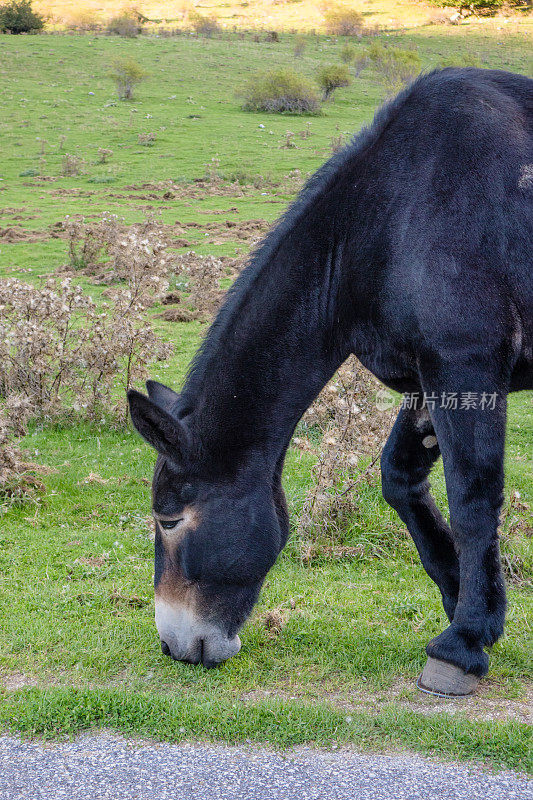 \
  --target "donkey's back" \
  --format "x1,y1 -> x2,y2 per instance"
345,68 -> 532,392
